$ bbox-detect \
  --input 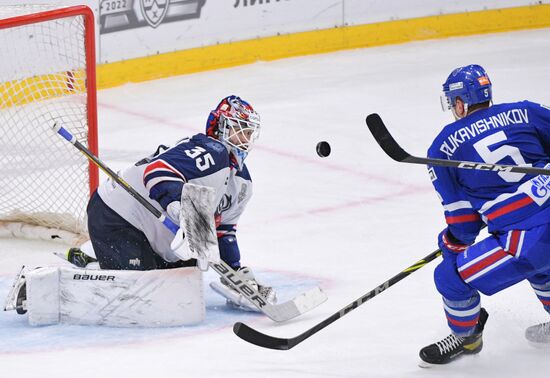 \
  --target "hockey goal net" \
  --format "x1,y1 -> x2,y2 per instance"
0,5 -> 98,244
